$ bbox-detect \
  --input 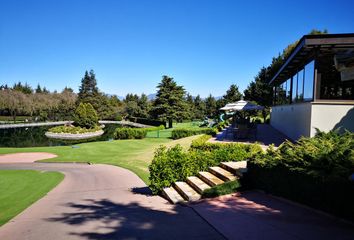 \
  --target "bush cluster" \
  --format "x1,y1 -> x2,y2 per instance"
144,125 -> 165,132
114,128 -> 147,139
149,135 -> 263,194
73,103 -> 98,129
246,130 -> 354,221
171,128 -> 217,139
48,125 -> 101,134
215,120 -> 230,132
